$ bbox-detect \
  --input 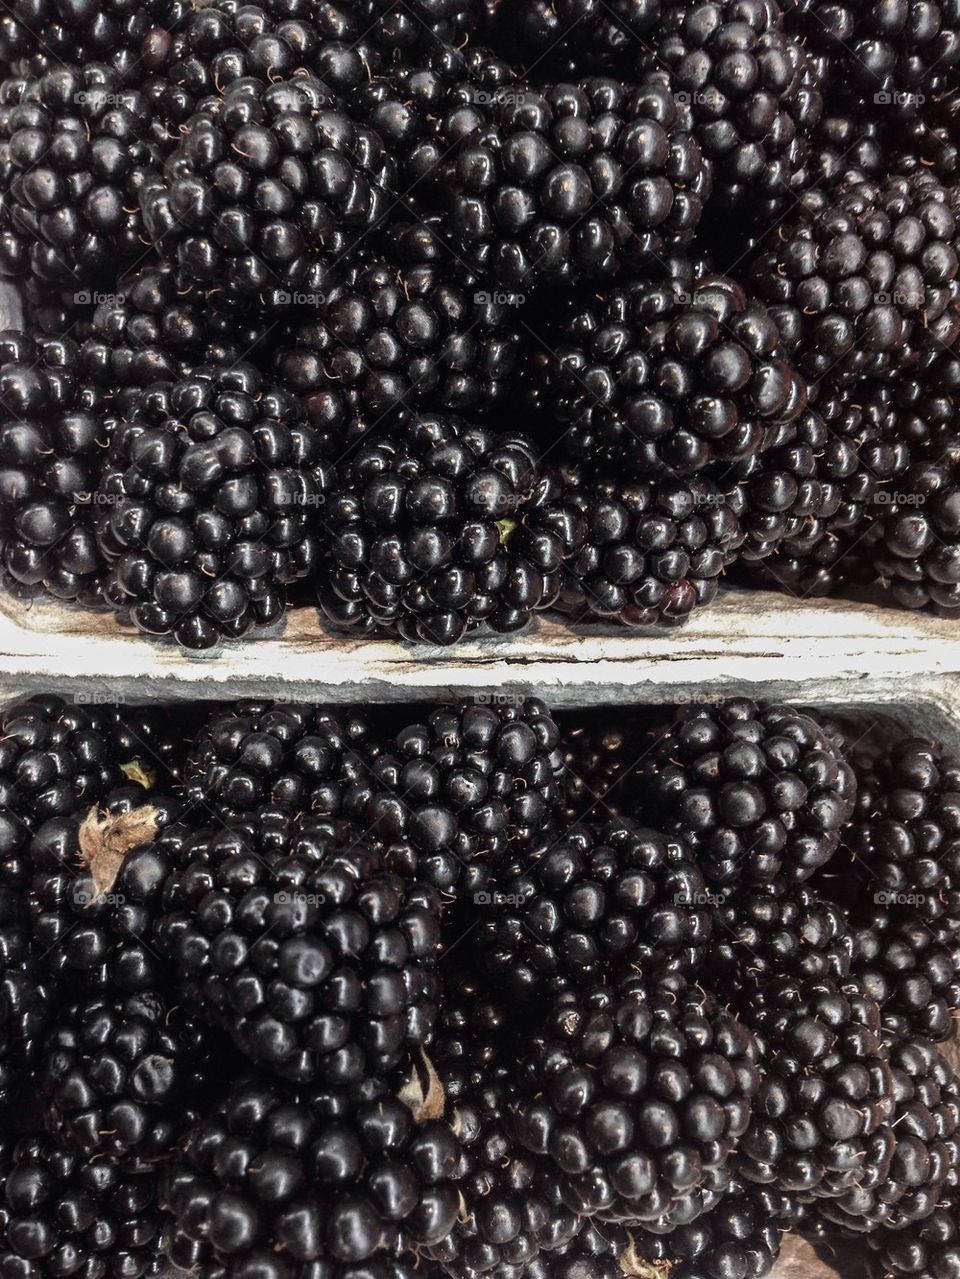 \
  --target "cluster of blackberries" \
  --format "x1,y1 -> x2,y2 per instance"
0,688 -> 957,1279
1,0 -> 960,647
